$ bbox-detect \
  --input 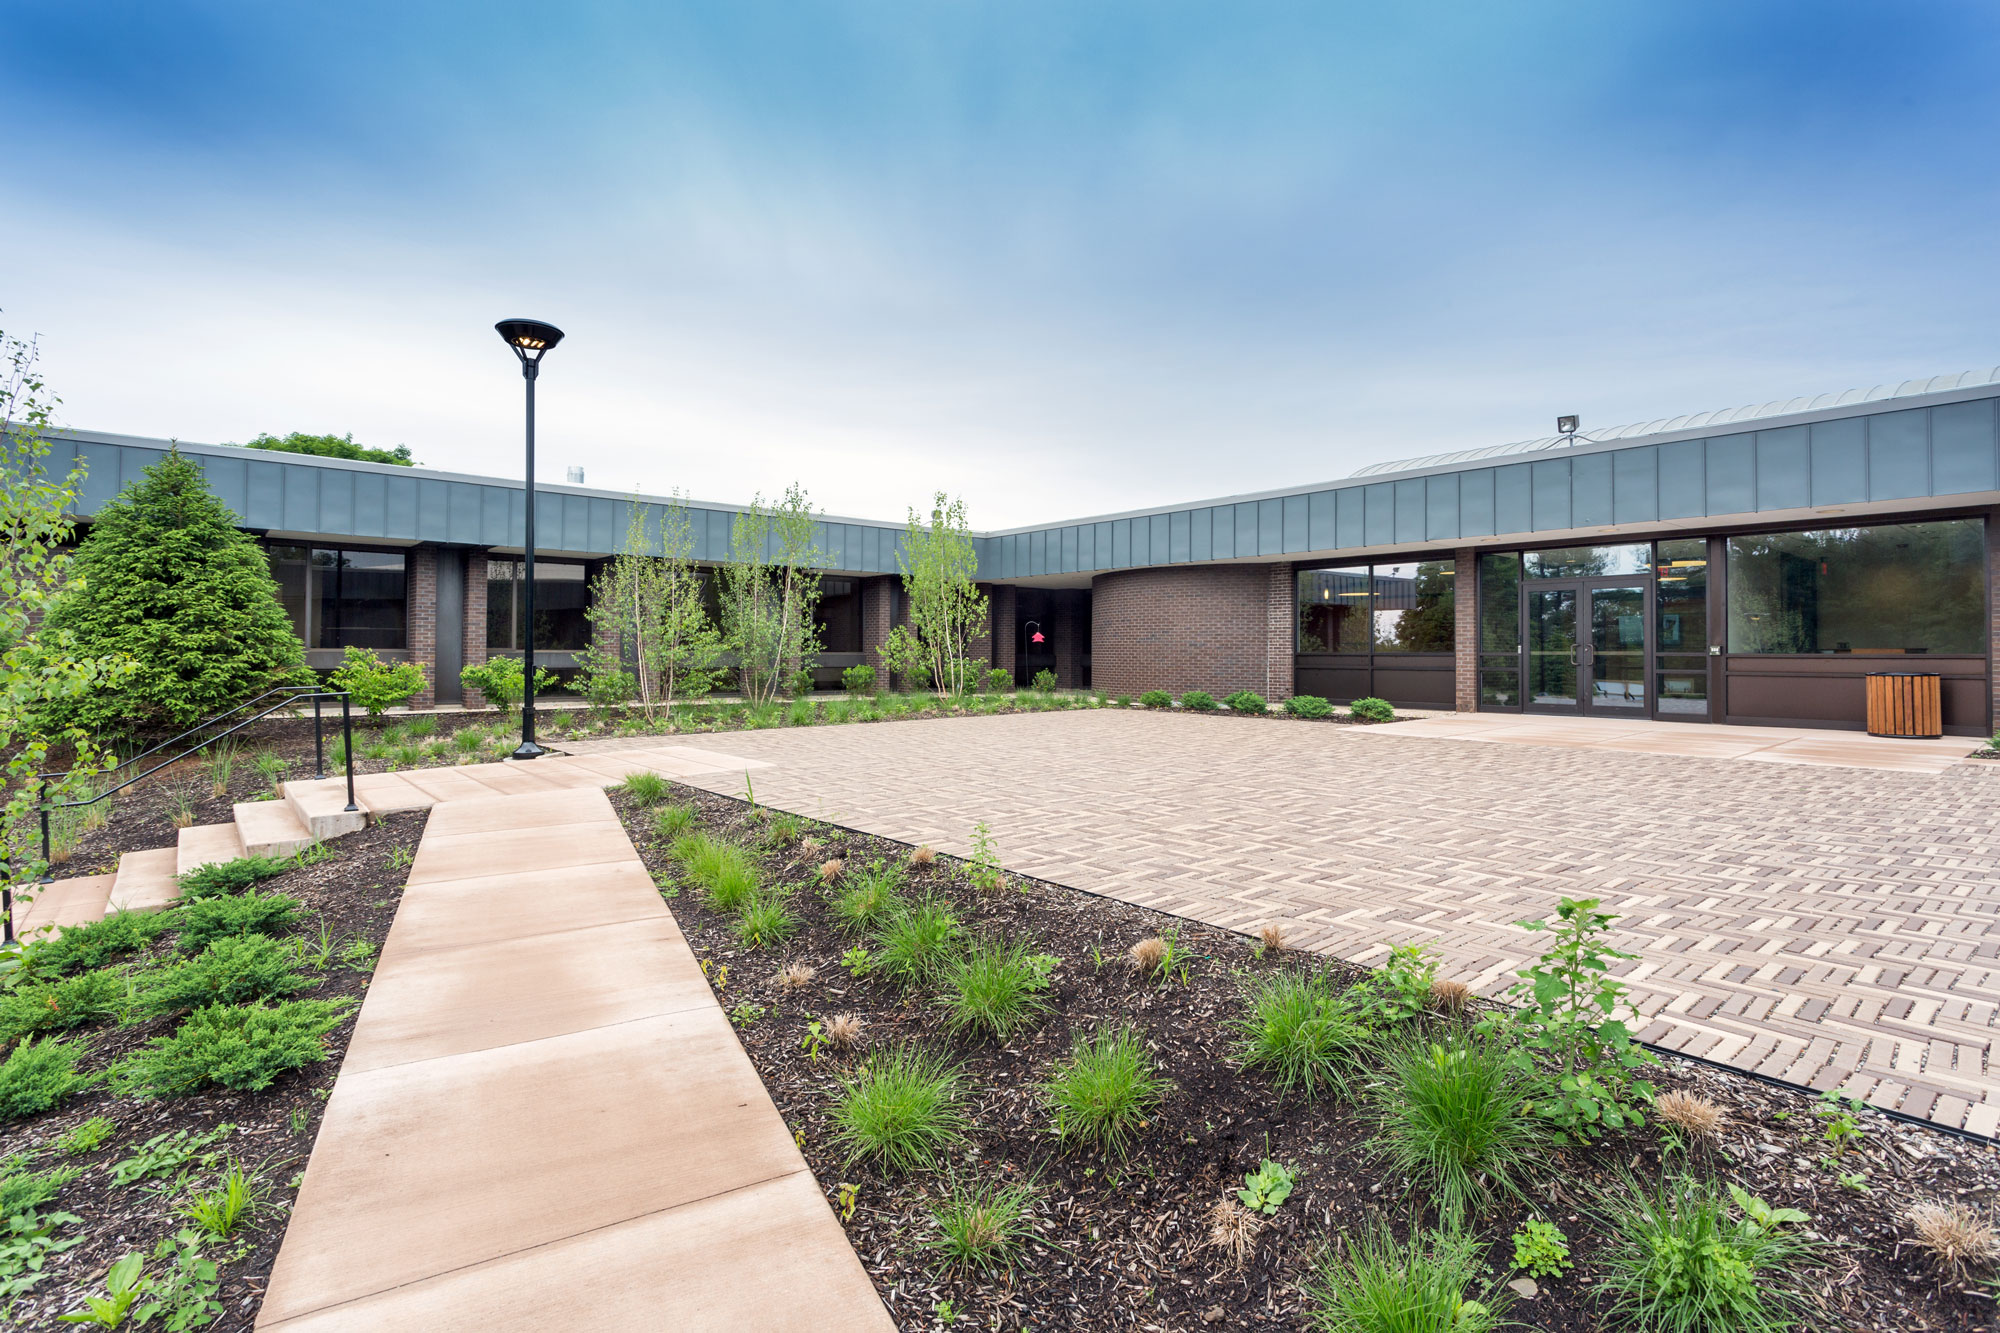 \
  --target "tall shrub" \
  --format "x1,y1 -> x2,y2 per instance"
896,493 -> 988,697
580,496 -> 722,722
718,484 -> 822,705
40,446 -> 310,736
